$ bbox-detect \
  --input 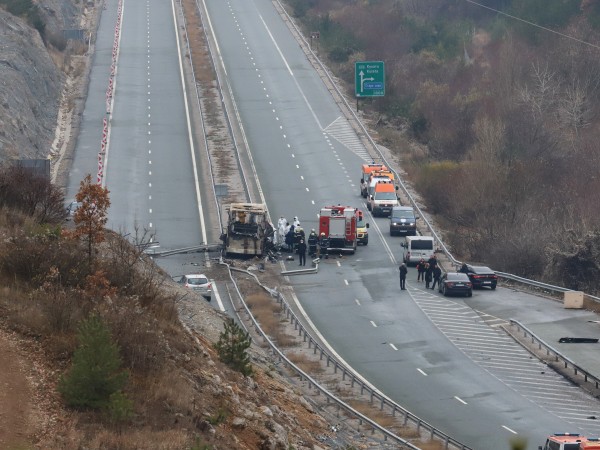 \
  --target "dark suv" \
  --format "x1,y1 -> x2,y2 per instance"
390,206 -> 418,236
460,264 -> 497,290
